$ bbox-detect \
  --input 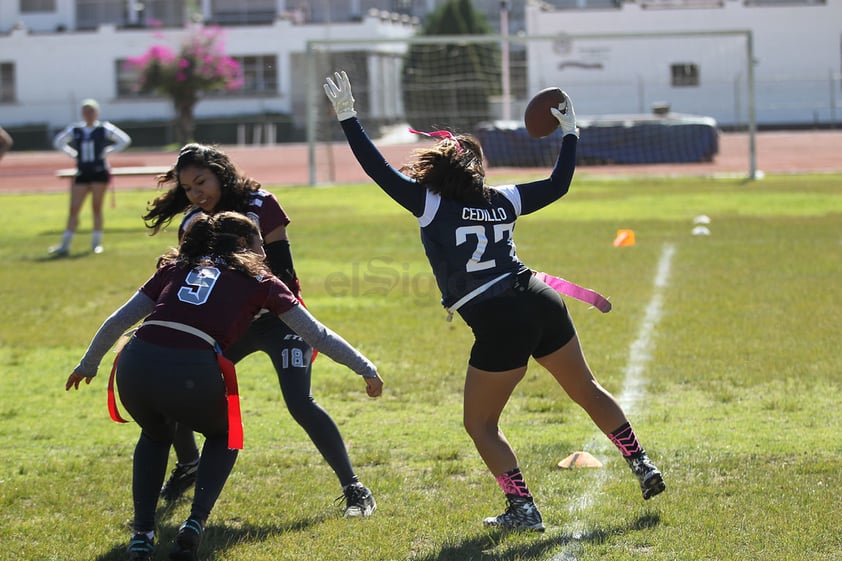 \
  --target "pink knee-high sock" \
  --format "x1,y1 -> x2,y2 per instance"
495,467 -> 532,498
609,422 -> 642,457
